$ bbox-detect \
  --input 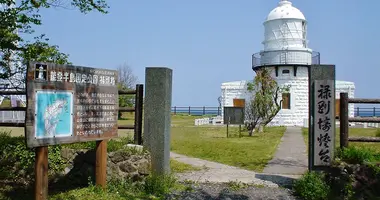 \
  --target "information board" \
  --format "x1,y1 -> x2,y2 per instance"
25,62 -> 119,148
313,79 -> 335,166
223,107 -> 245,125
